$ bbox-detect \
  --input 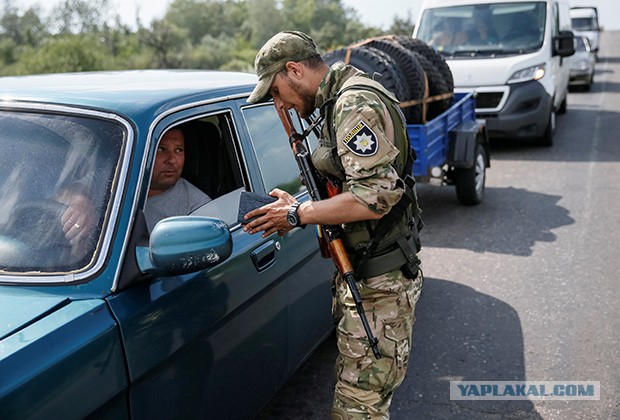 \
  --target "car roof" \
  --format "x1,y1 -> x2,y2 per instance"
0,69 -> 258,121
